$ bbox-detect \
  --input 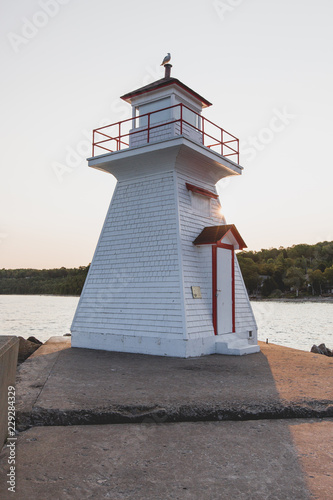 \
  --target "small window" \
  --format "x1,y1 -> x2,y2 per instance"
138,97 -> 171,128
190,192 -> 211,216
183,107 -> 200,129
